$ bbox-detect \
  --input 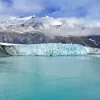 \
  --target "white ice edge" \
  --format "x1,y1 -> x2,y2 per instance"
0,43 -> 100,56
